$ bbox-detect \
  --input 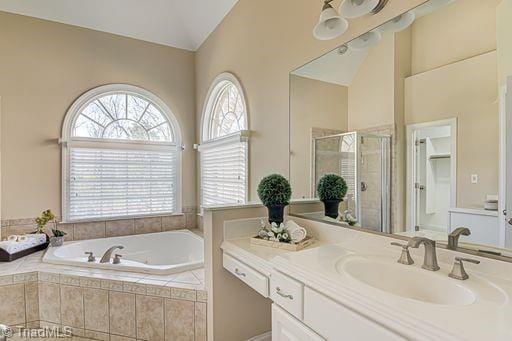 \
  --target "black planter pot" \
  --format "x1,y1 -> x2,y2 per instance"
322,199 -> 341,219
266,204 -> 286,224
